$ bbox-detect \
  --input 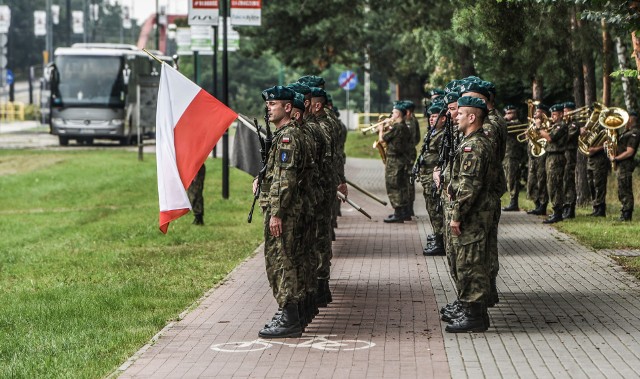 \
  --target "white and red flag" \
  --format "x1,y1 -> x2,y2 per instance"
156,62 -> 237,233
